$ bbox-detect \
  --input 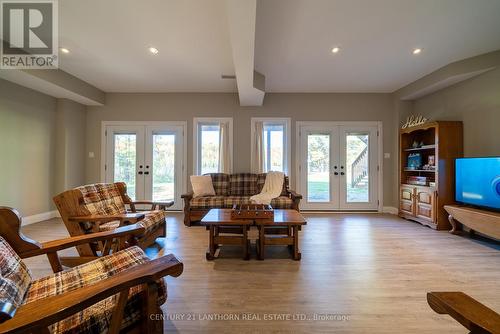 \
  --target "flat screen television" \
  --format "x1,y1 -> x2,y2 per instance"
455,157 -> 500,211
